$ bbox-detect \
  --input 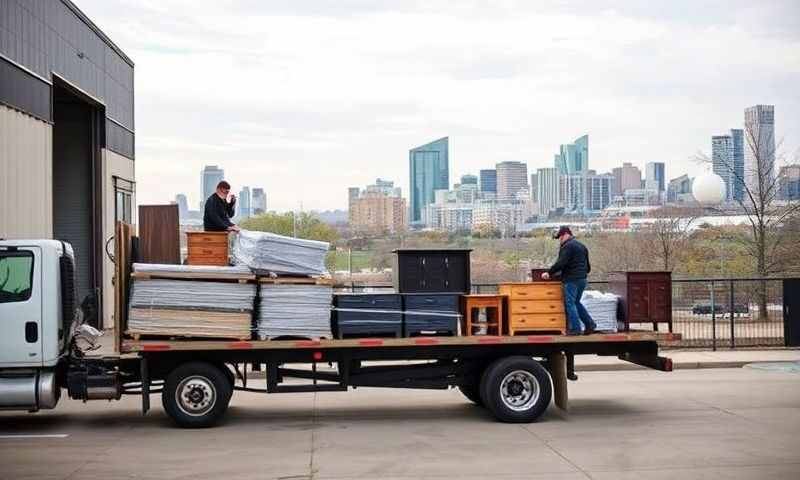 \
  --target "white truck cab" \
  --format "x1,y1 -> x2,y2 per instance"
0,239 -> 80,411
